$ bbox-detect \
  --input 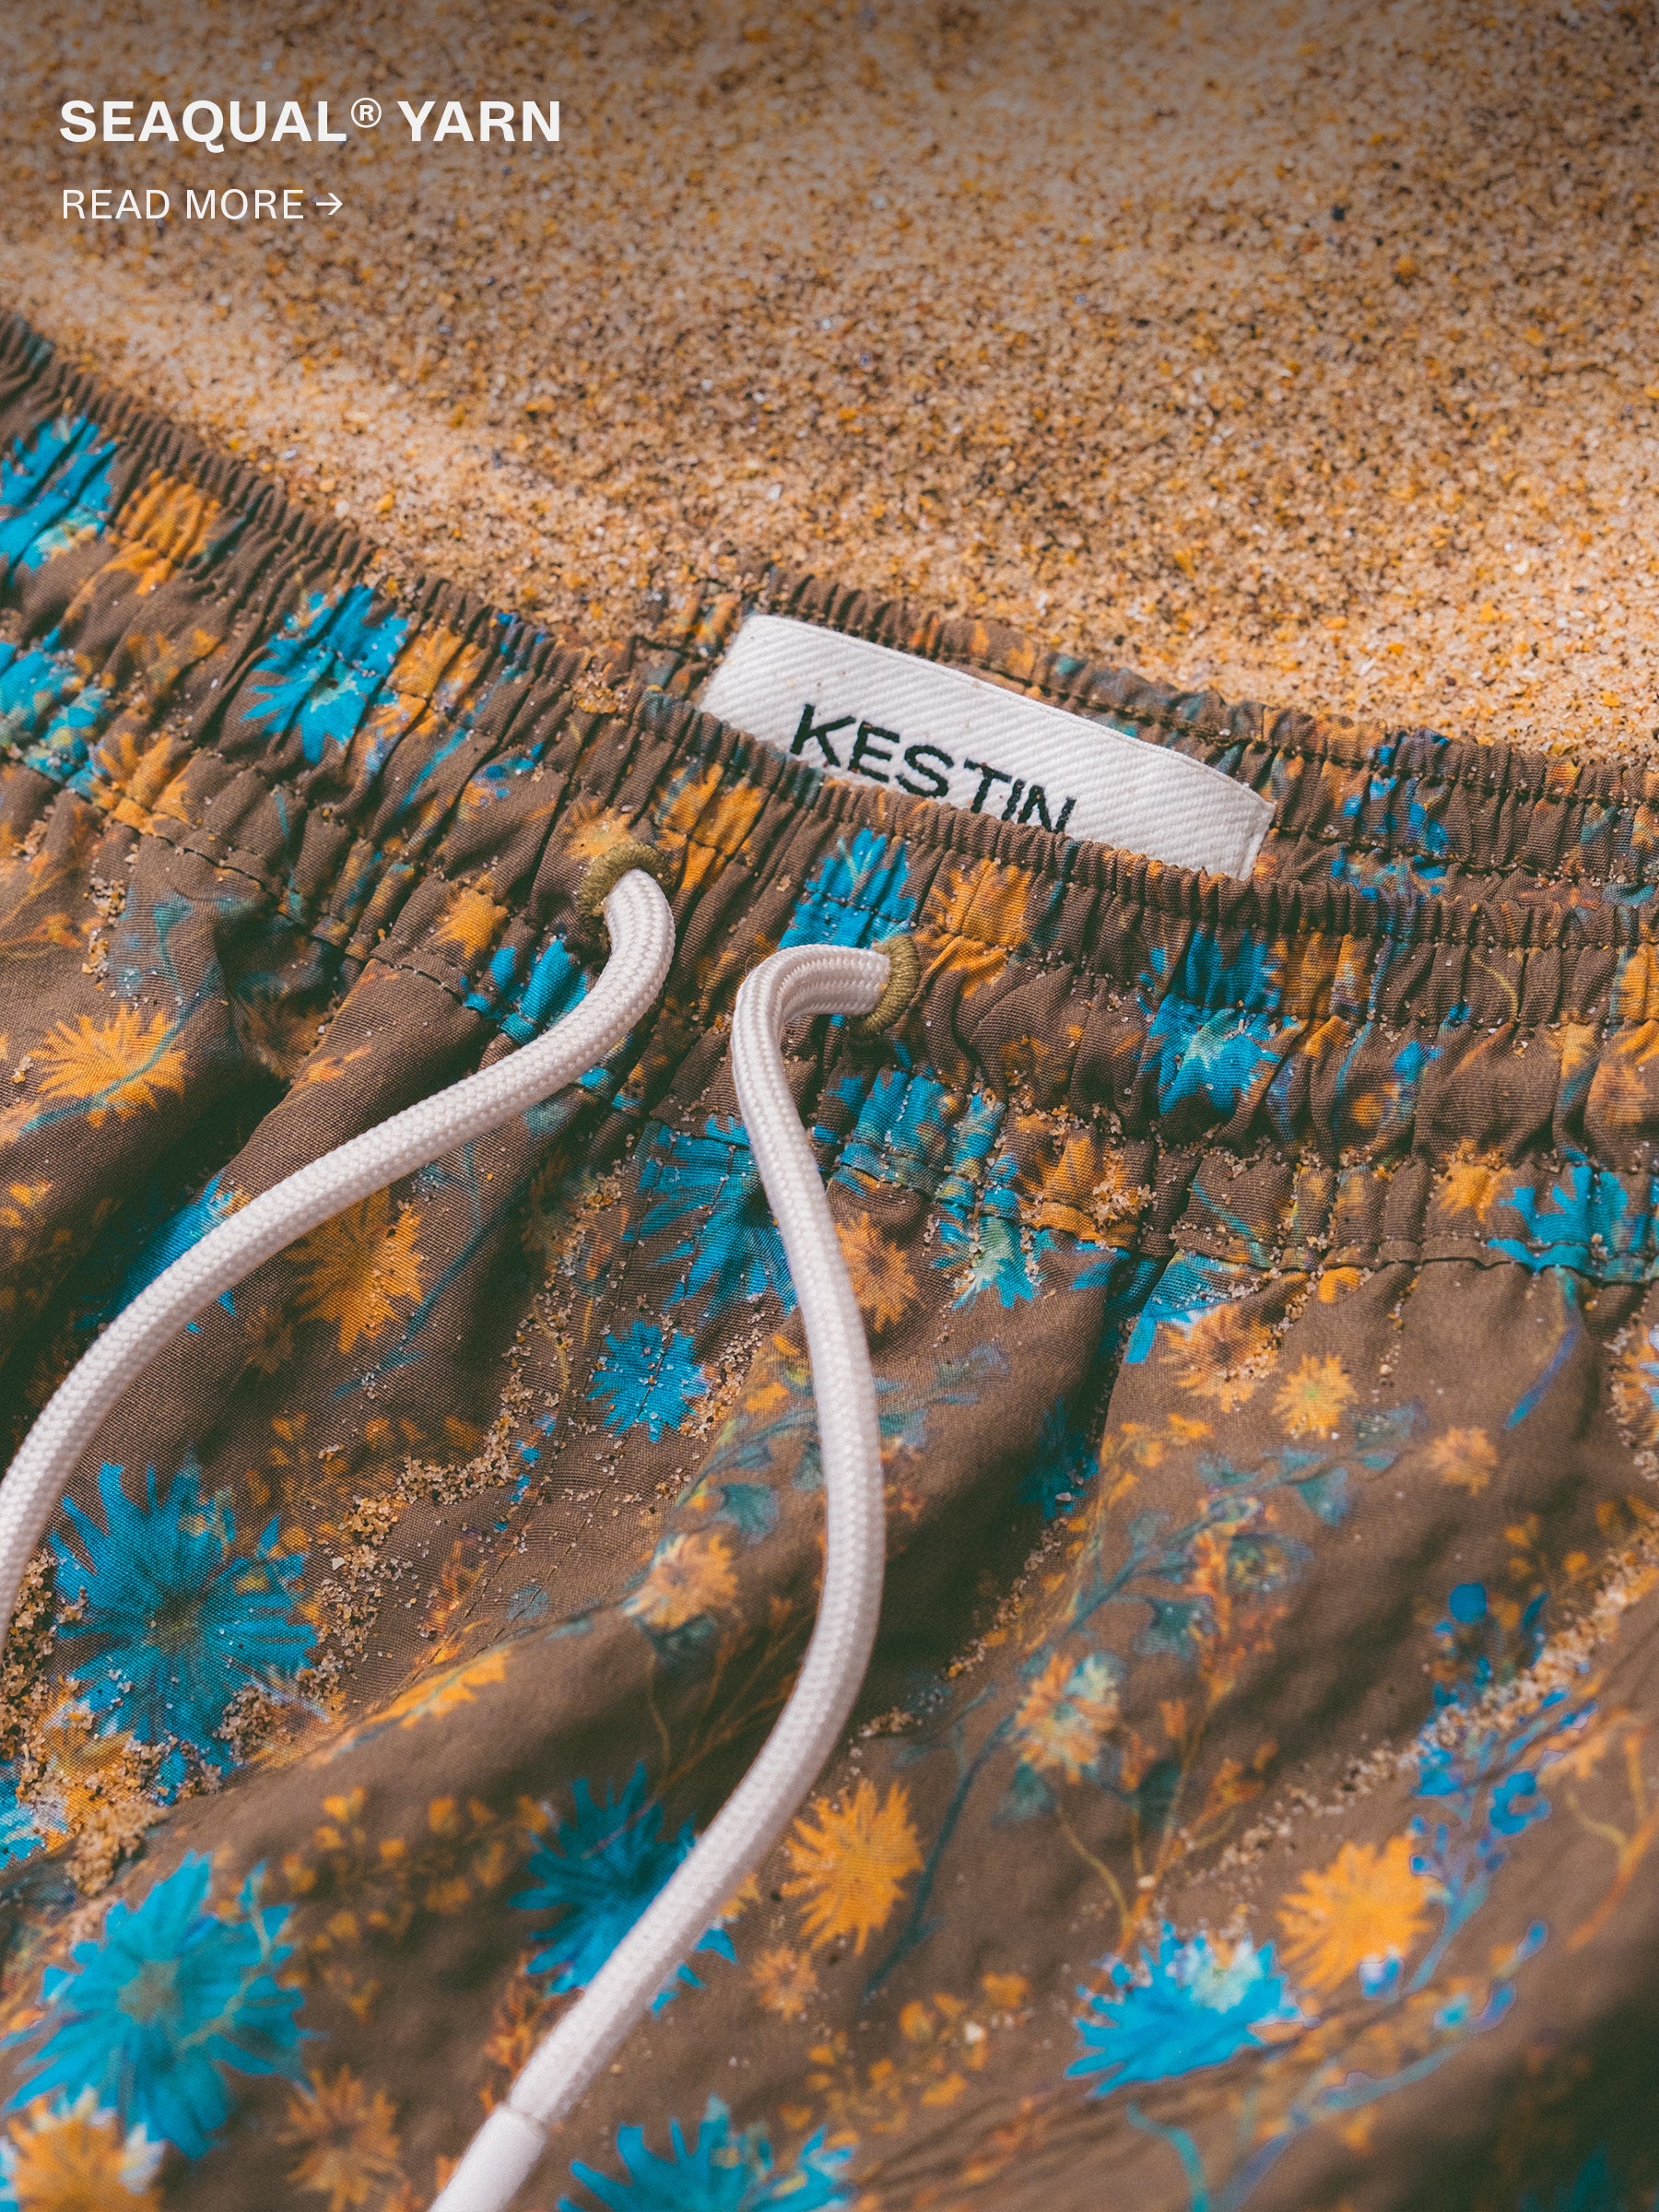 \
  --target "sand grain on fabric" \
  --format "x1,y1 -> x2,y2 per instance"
1,0 -> 1655,754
